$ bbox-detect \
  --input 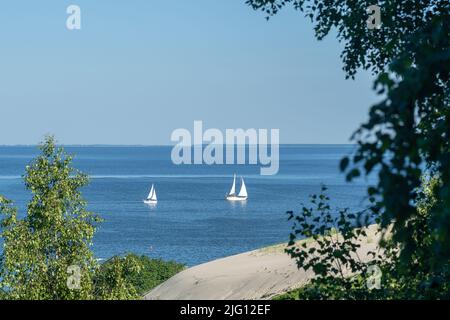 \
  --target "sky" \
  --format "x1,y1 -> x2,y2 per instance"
0,0 -> 378,145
